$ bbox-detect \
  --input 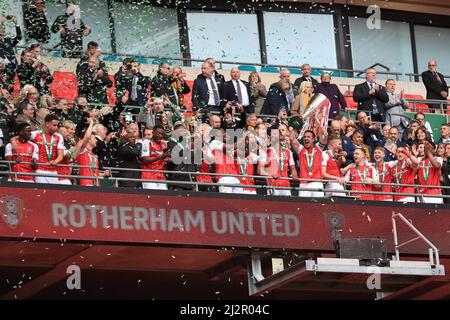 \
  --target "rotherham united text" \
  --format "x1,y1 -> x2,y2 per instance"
52,203 -> 300,237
